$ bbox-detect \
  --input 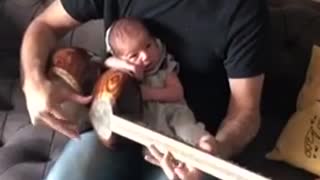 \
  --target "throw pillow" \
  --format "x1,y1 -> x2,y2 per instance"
266,101 -> 320,176
297,45 -> 320,110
